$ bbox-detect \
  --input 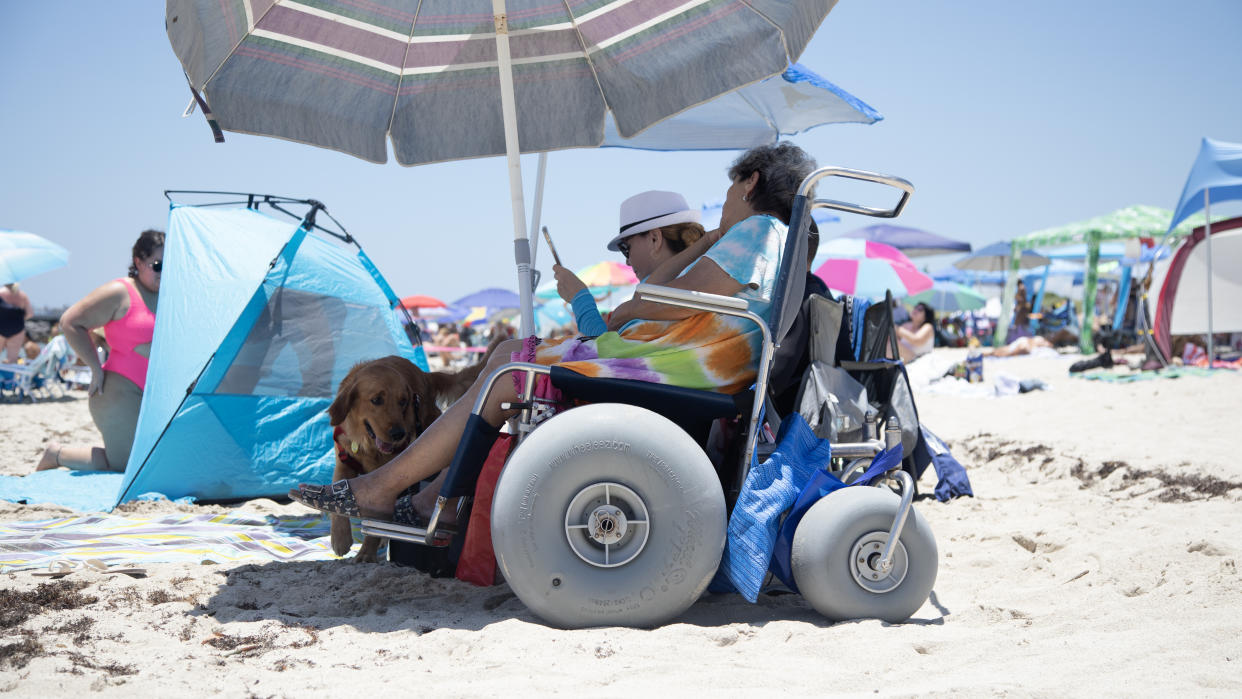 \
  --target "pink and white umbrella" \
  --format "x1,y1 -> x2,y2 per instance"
813,239 -> 934,299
